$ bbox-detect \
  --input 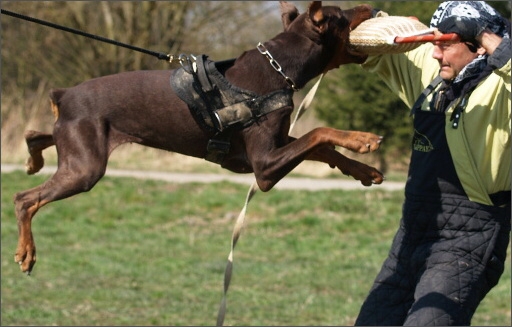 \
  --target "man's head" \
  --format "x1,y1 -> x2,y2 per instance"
431,32 -> 485,81
430,1 -> 510,38
429,1 -> 510,81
